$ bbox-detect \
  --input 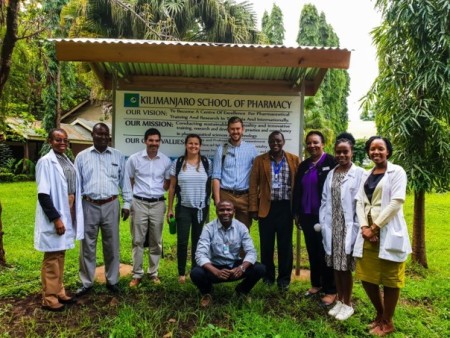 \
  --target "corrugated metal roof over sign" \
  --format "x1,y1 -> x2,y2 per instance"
52,39 -> 351,96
